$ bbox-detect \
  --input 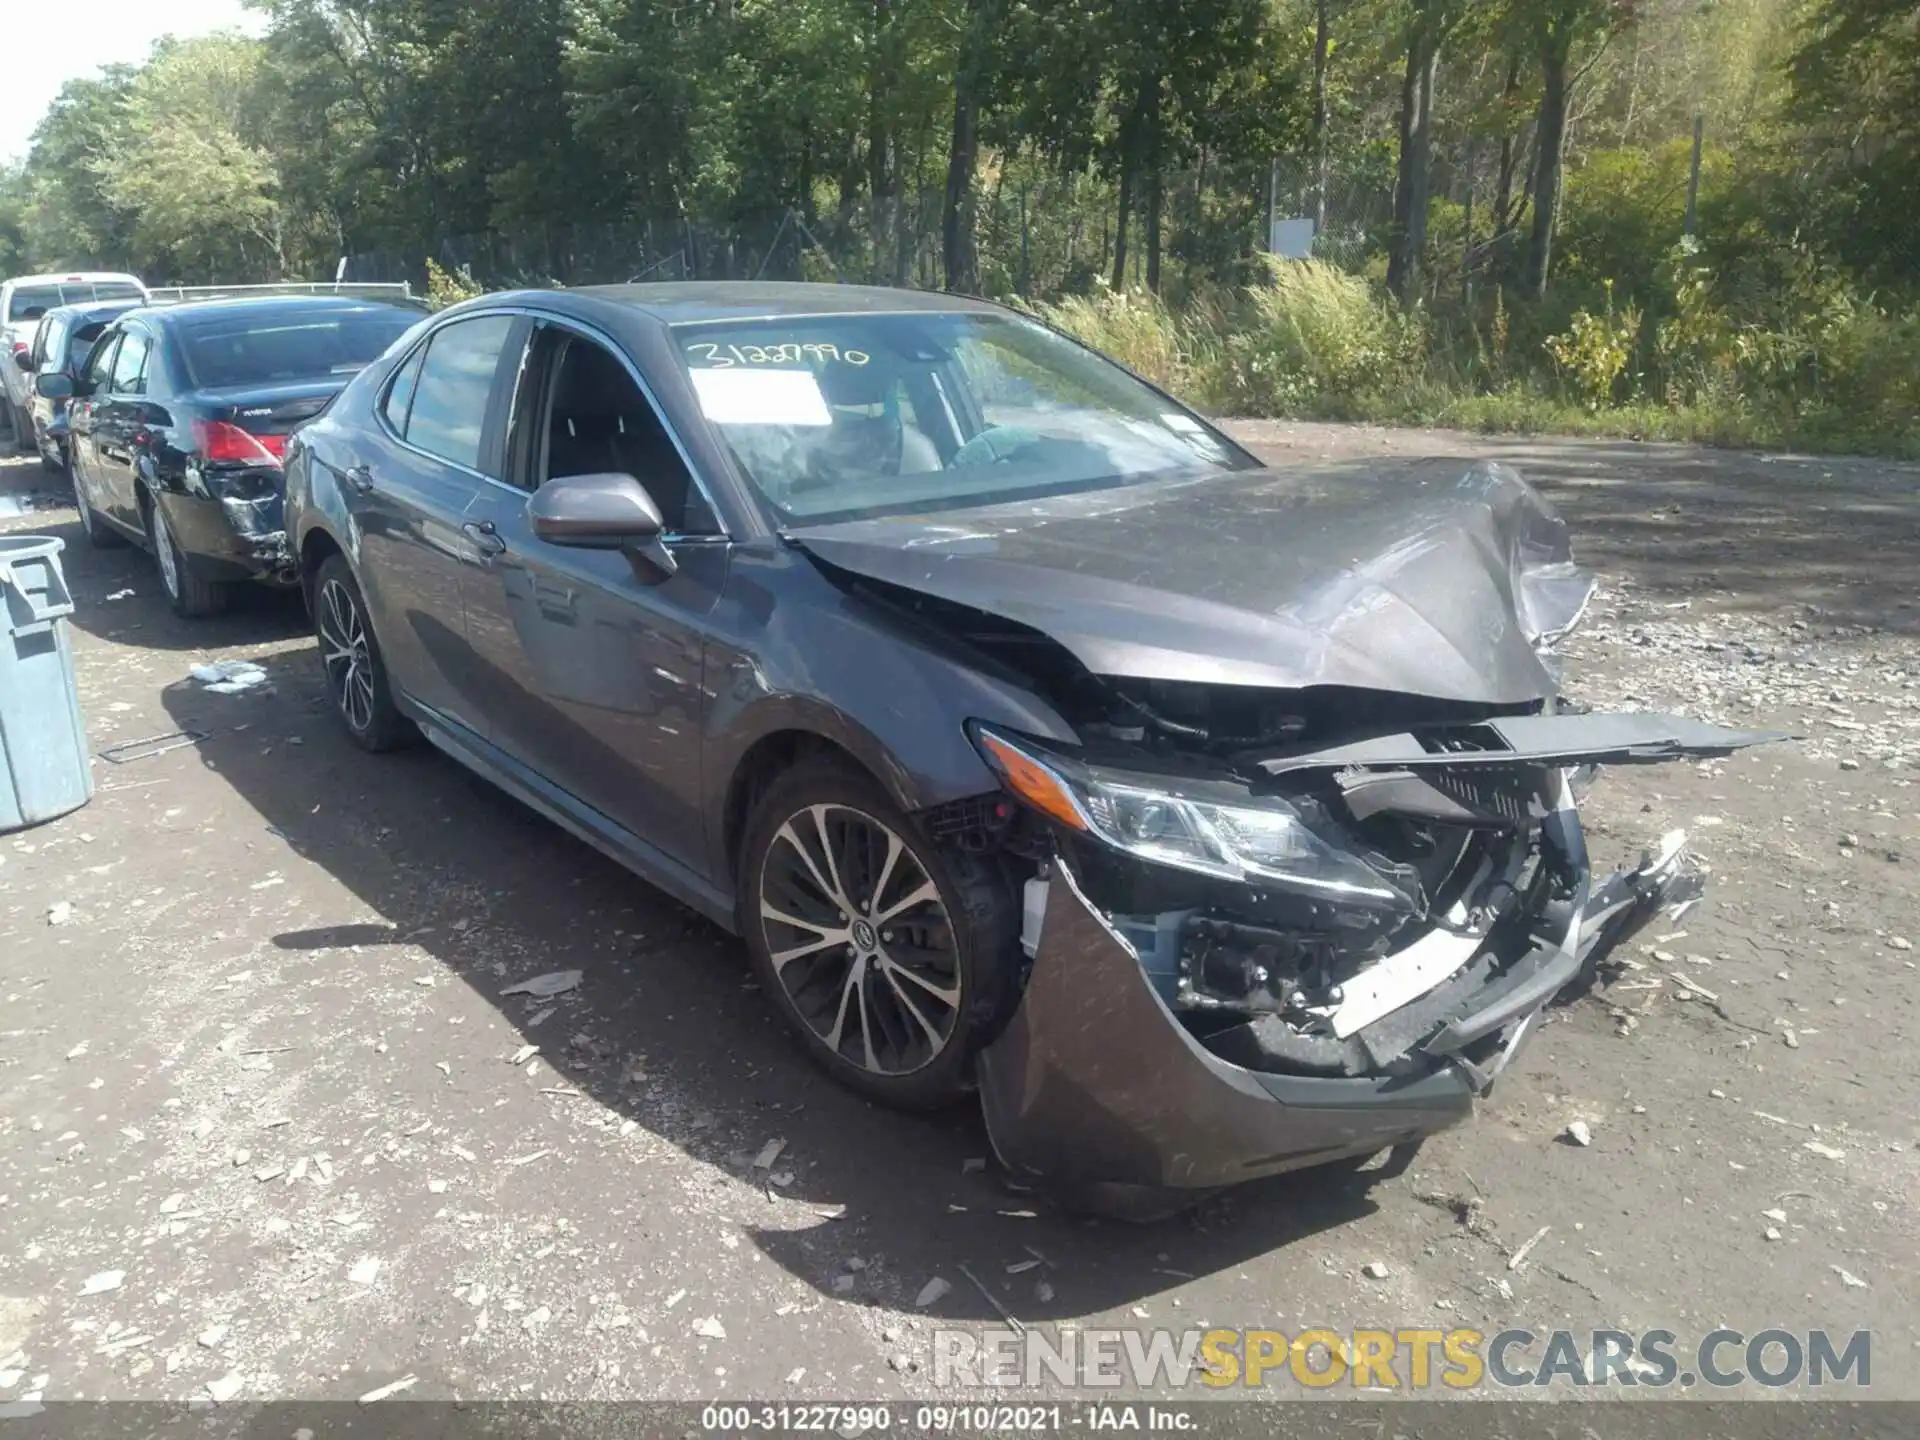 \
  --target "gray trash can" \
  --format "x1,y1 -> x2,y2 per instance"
0,535 -> 93,832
